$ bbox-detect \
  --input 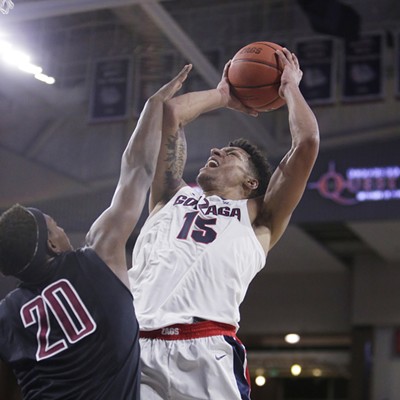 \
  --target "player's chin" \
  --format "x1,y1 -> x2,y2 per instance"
198,166 -> 211,175
197,169 -> 206,182
196,169 -> 212,186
